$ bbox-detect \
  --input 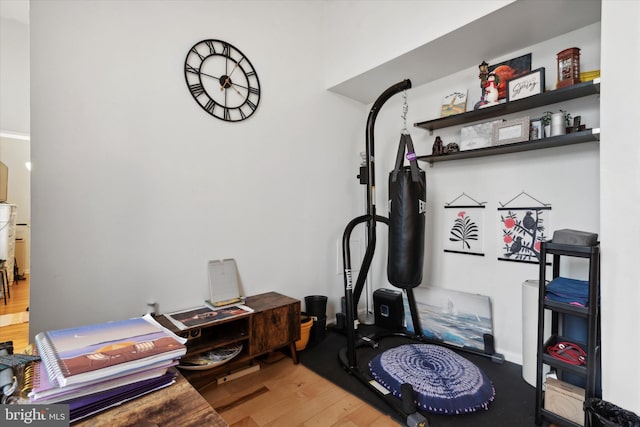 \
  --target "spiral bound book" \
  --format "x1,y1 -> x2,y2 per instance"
27,359 -> 177,403
34,314 -> 186,388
